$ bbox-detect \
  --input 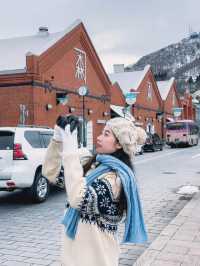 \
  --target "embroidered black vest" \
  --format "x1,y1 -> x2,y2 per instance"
78,176 -> 123,234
